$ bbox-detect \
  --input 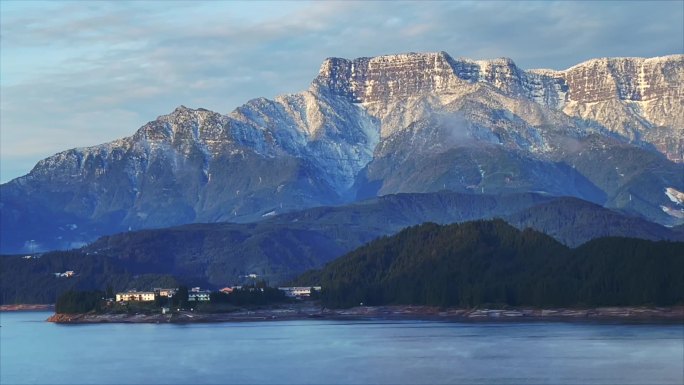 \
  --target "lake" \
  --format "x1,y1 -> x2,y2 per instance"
1,311 -> 682,384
